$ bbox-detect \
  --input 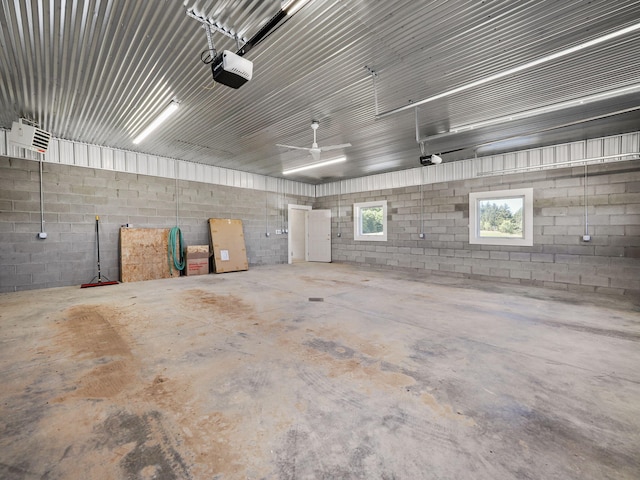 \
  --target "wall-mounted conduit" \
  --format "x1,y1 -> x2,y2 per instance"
175,161 -> 180,226
419,164 -> 425,239
38,157 -> 46,238
337,180 -> 342,237
584,164 -> 589,239
265,188 -> 270,237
